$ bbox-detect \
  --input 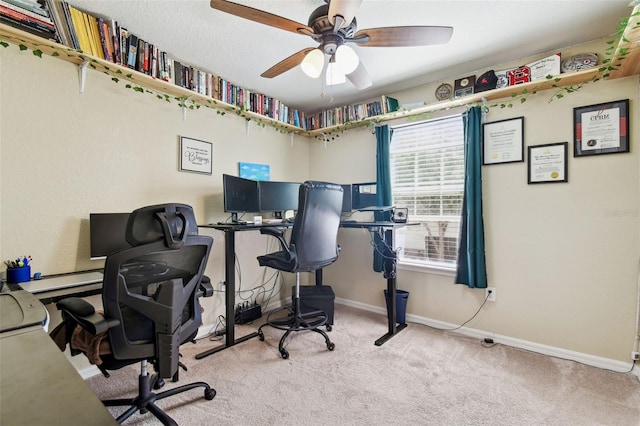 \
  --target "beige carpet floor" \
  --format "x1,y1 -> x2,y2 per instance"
86,304 -> 640,425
